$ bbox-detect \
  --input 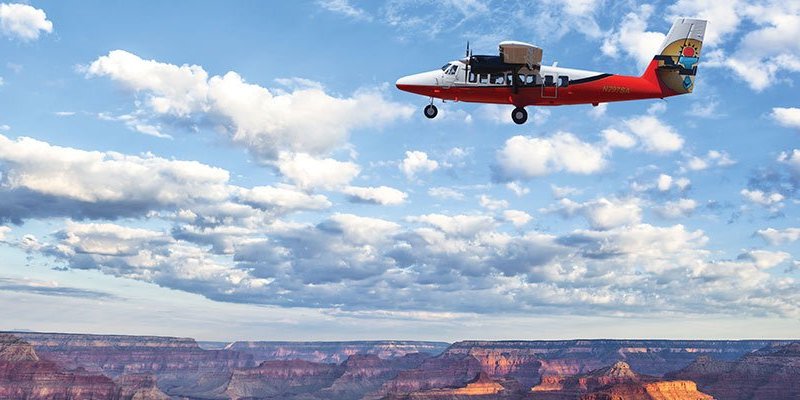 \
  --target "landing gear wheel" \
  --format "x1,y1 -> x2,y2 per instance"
424,104 -> 438,119
511,107 -> 528,125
